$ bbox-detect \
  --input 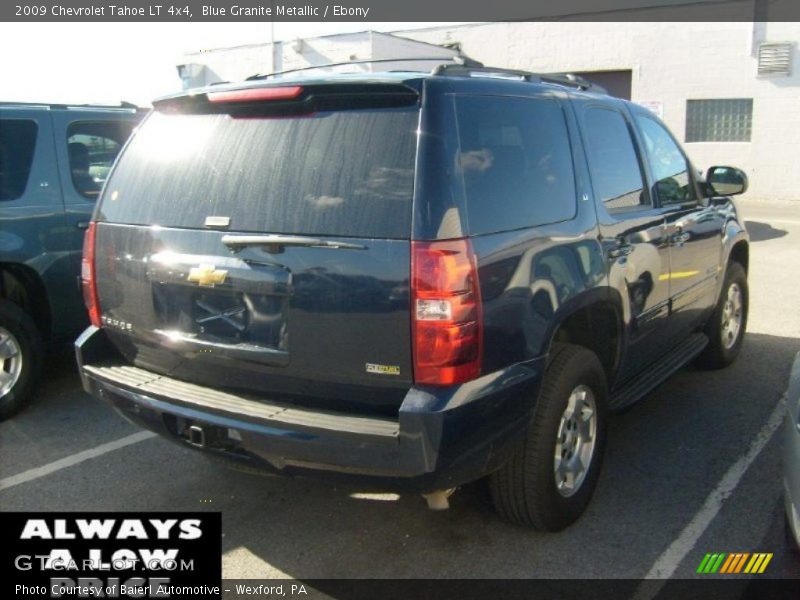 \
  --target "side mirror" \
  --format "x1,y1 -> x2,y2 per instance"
706,166 -> 748,197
